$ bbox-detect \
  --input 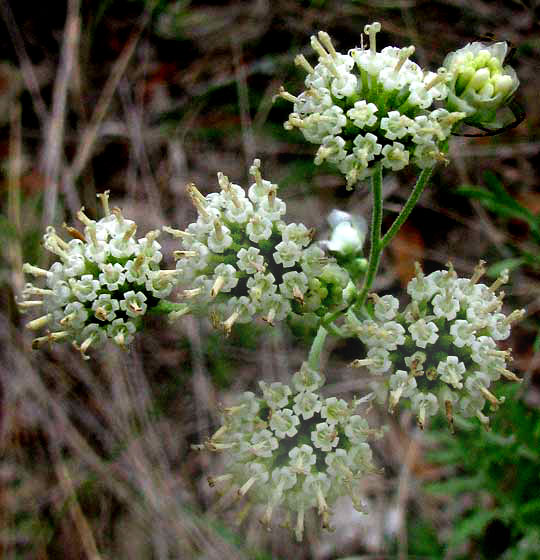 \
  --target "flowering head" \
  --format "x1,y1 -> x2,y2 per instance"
200,362 -> 379,540
20,193 -> 177,358
169,160 -> 355,332
348,262 -> 524,430
443,41 -> 519,128
279,24 -> 466,188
